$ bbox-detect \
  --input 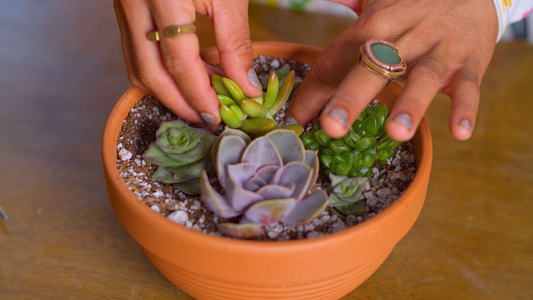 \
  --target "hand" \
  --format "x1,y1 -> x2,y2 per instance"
114,0 -> 263,129
286,0 -> 498,141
